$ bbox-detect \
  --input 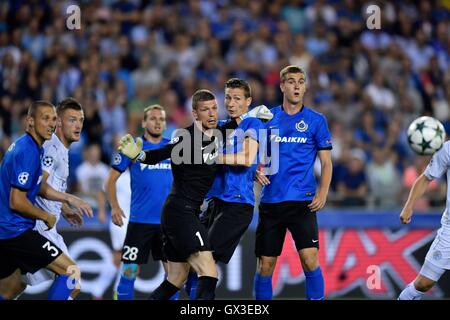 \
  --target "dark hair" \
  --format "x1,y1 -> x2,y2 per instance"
192,89 -> 216,110
280,65 -> 306,82
27,100 -> 55,118
225,78 -> 251,98
56,97 -> 83,117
